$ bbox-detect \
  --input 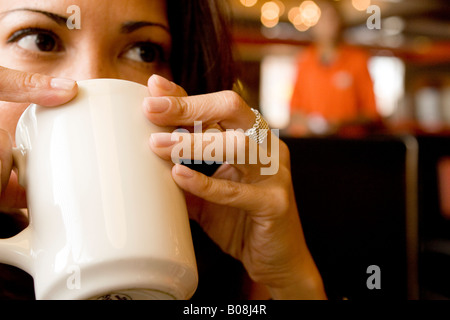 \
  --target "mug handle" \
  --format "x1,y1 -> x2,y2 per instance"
0,148 -> 33,274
